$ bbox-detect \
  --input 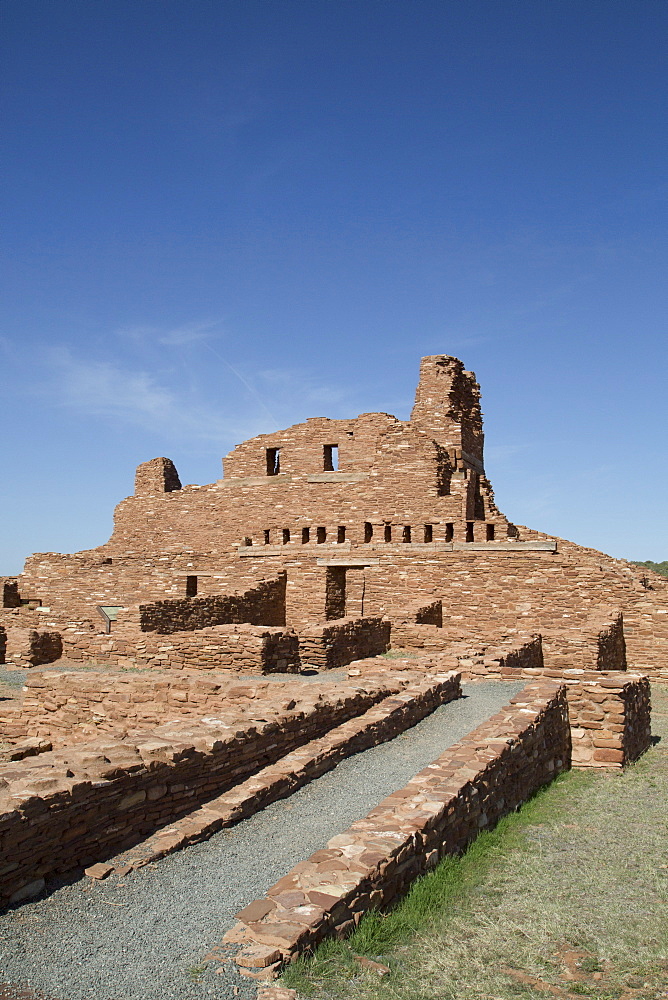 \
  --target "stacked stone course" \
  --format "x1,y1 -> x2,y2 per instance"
0,671 -> 462,907
226,681 -> 571,969
298,617 -> 391,670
